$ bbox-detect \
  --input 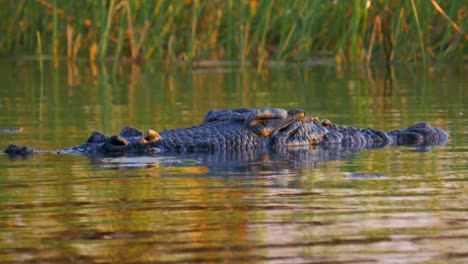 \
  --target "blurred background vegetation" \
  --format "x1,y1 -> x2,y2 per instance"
0,0 -> 466,66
